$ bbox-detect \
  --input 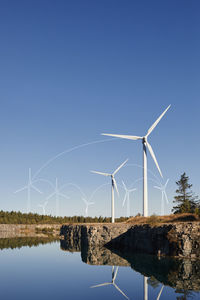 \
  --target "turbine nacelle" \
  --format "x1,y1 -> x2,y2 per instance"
143,136 -> 147,144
